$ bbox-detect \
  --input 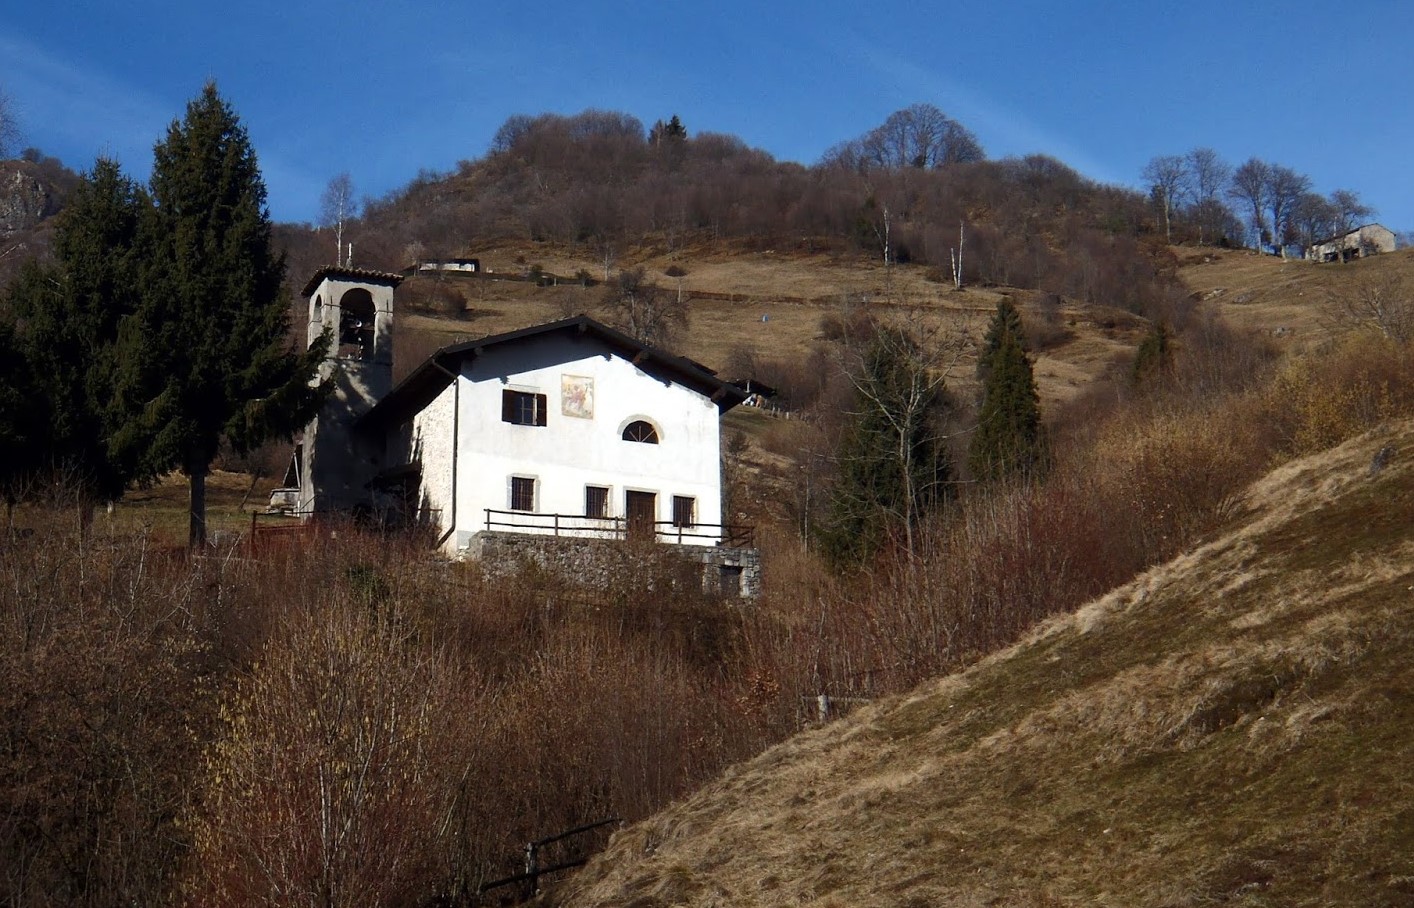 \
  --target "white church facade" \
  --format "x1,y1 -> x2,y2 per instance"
290,267 -> 756,592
